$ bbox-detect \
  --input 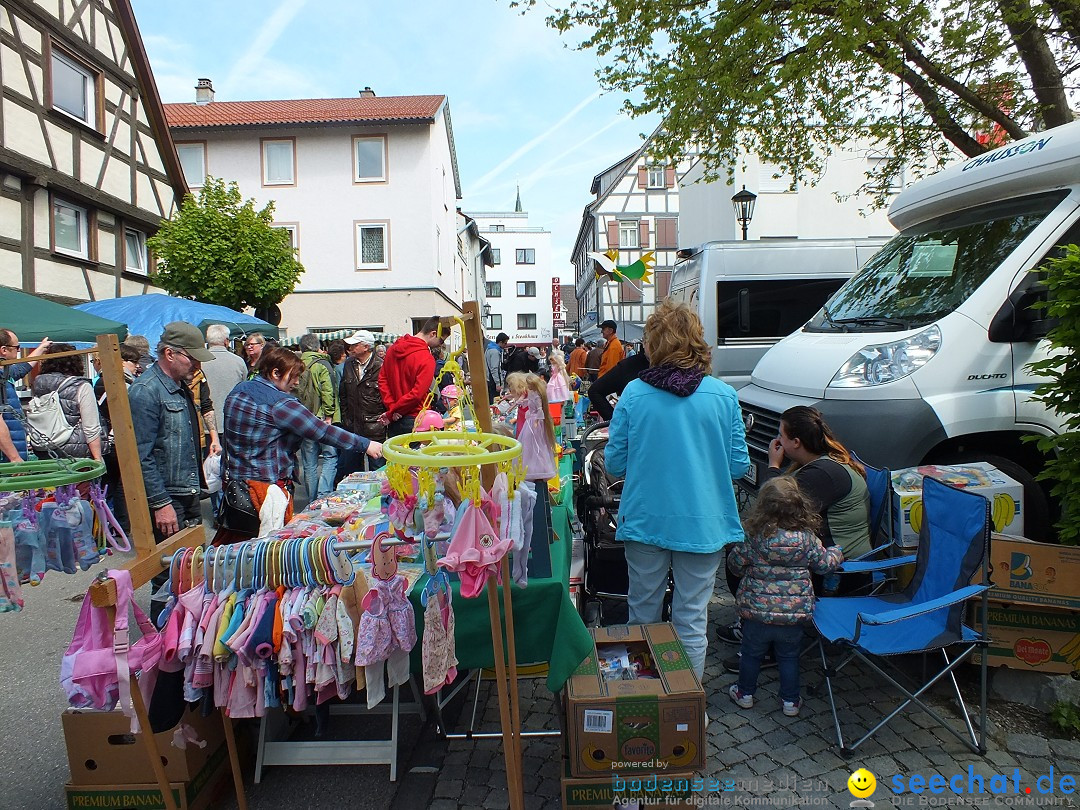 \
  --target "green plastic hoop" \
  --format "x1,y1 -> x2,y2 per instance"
383,431 -> 522,468
0,458 -> 106,491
